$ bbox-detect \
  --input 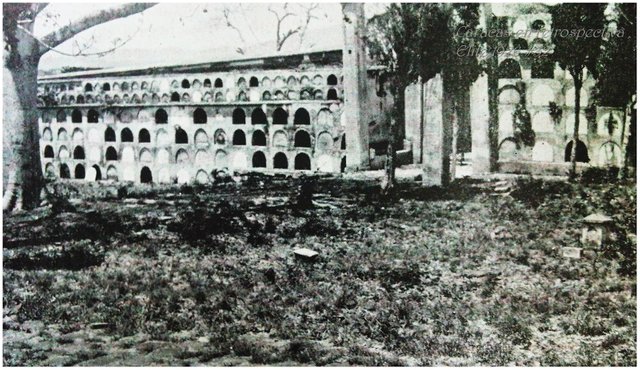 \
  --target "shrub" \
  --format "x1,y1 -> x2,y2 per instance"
498,315 -> 533,348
